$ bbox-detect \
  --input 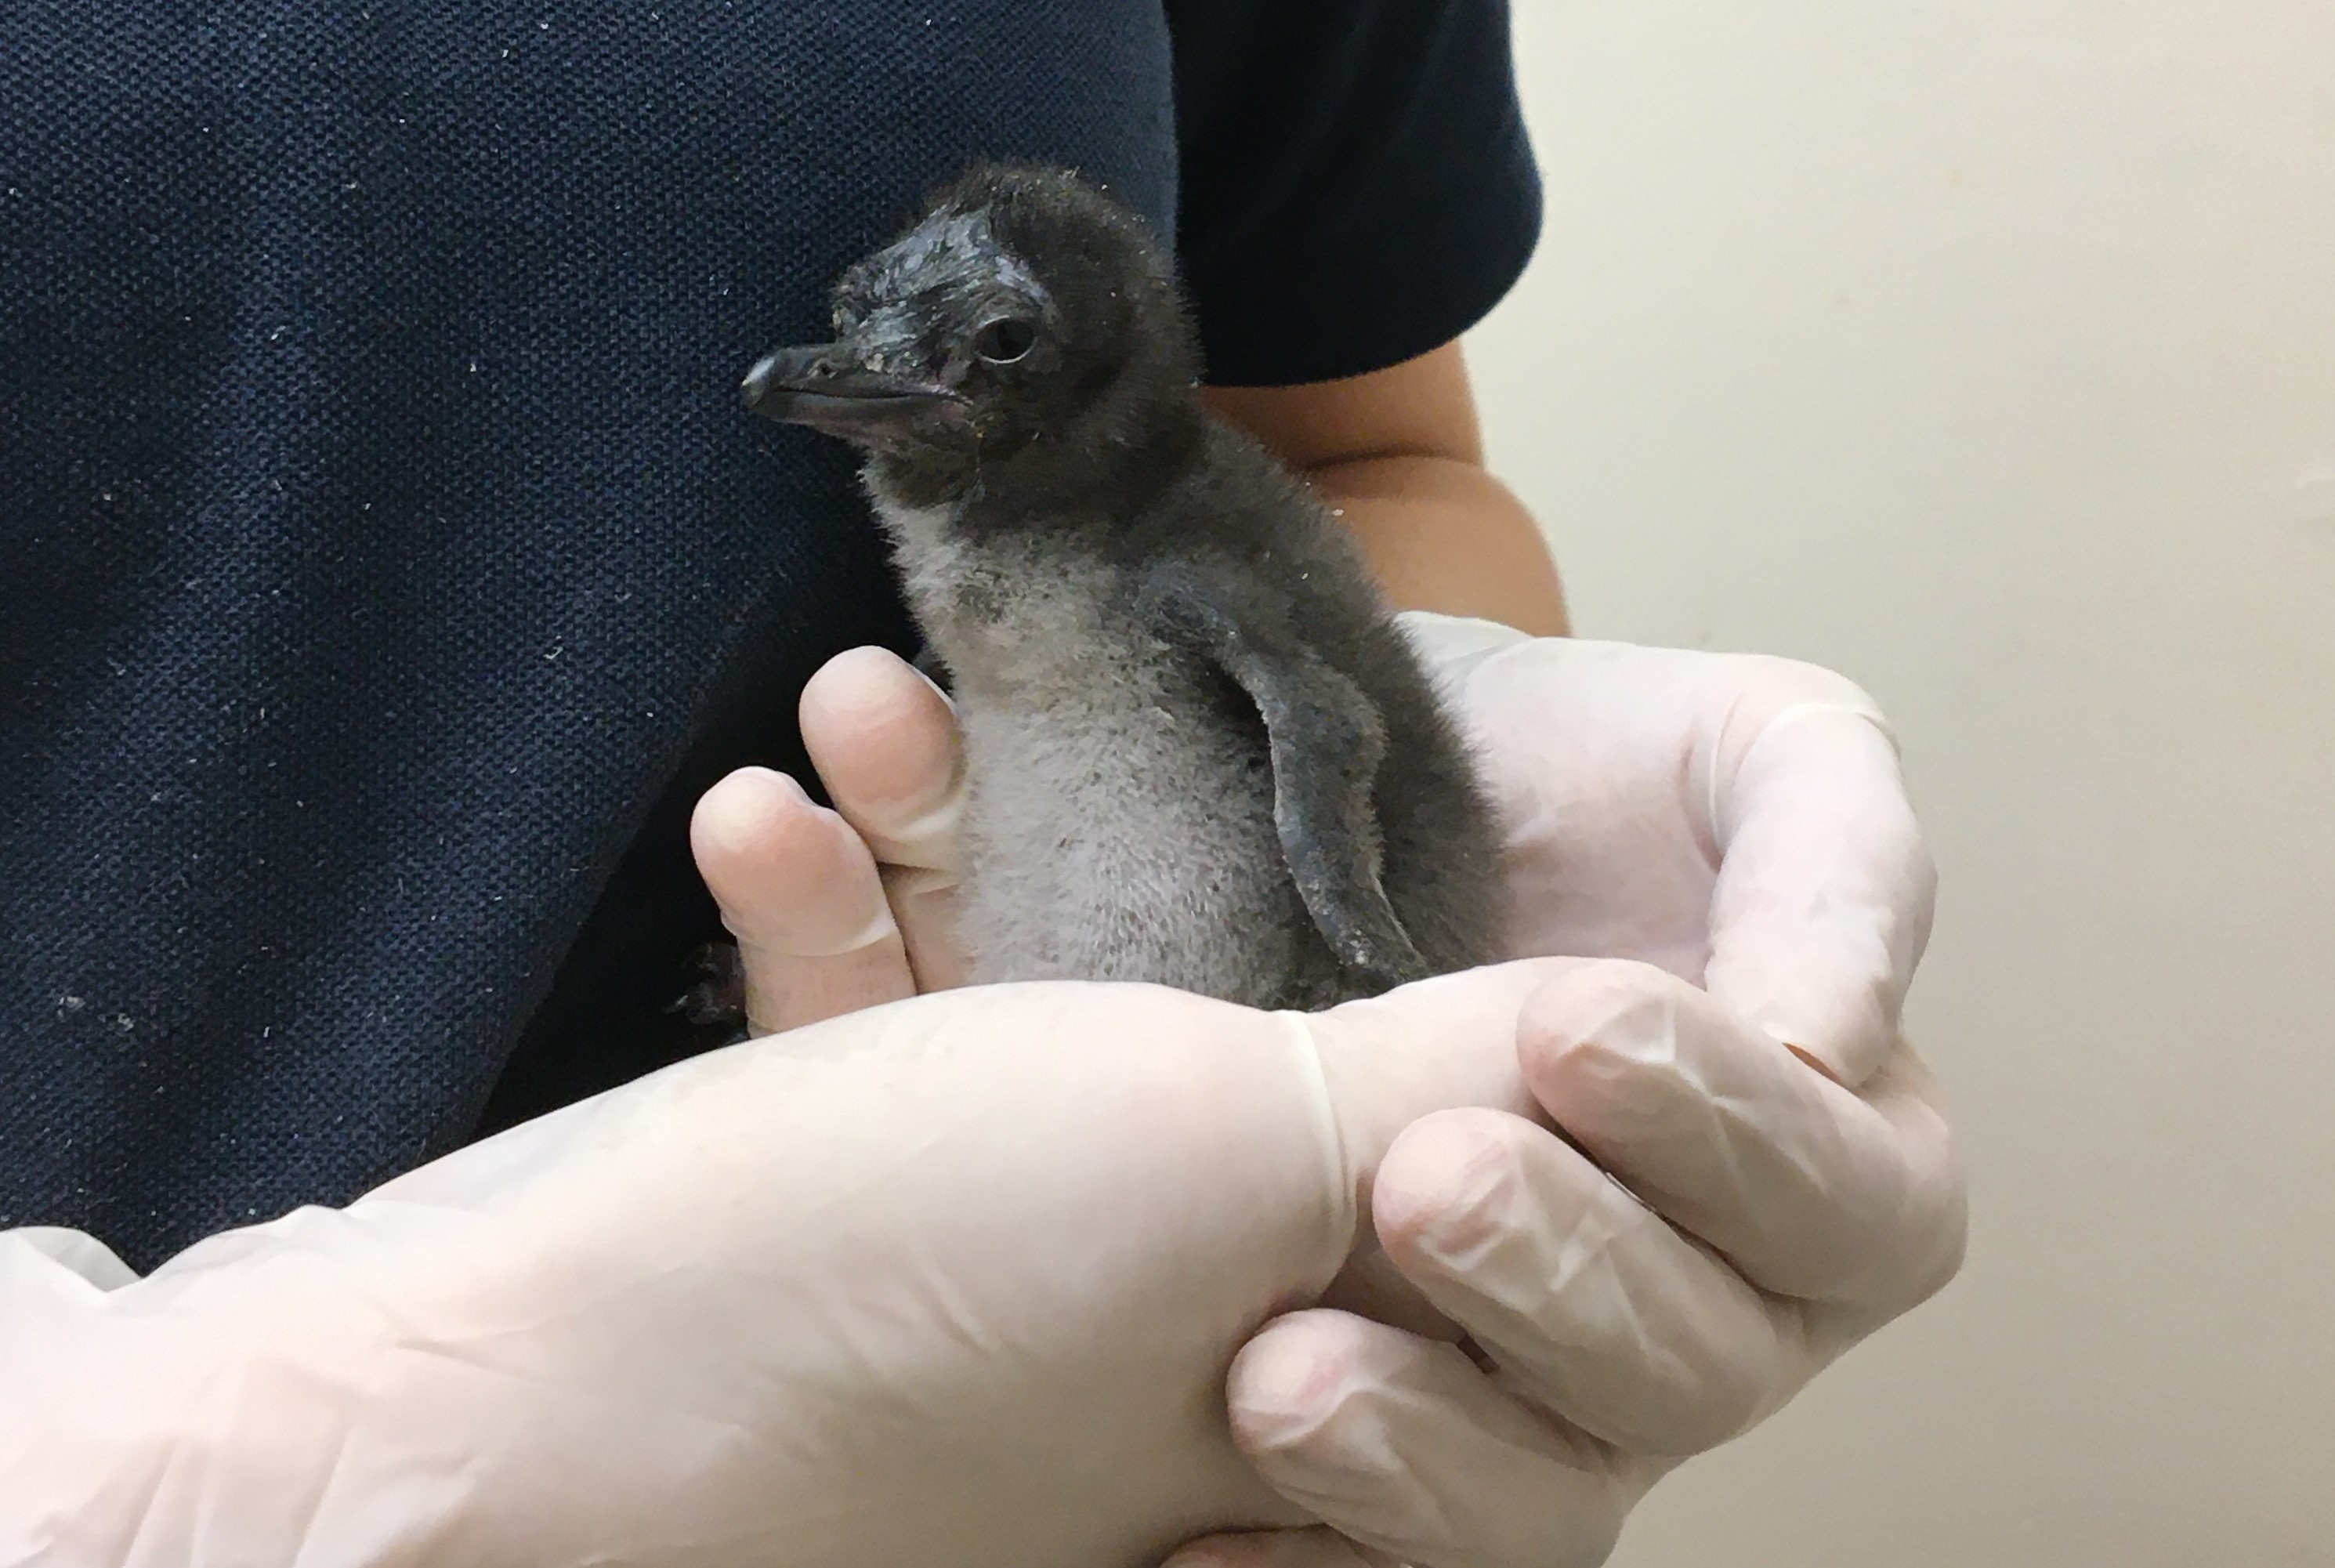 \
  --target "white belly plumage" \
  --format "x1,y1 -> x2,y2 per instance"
875,488 -> 1329,1005
952,684 -> 1311,998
